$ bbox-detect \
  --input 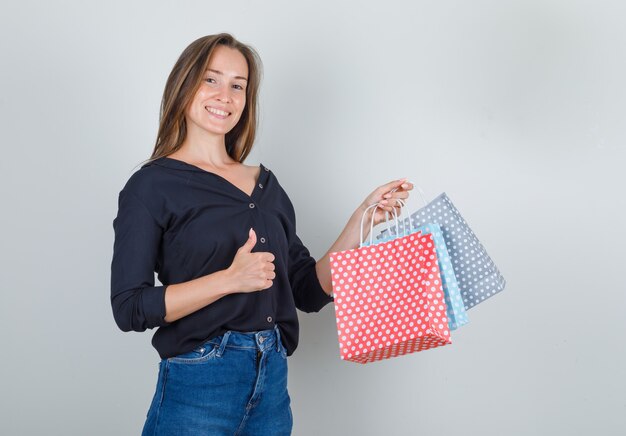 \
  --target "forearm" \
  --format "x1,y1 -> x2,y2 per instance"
314,178 -> 412,296
316,205 -> 370,294
164,269 -> 235,323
